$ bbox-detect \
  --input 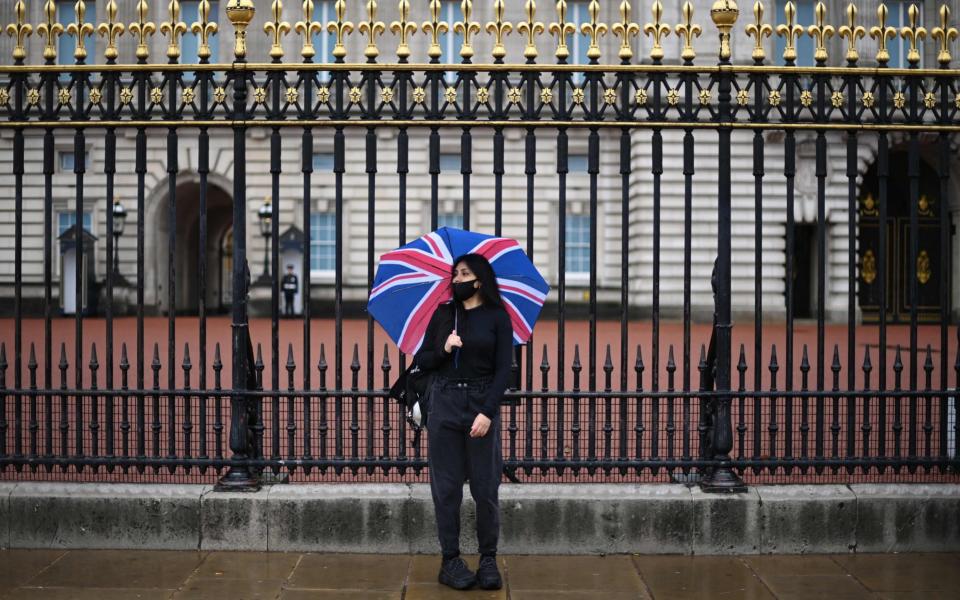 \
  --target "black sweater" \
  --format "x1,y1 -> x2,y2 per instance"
414,302 -> 513,419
